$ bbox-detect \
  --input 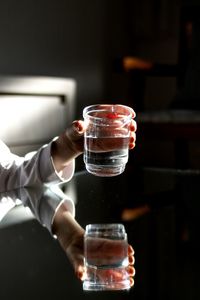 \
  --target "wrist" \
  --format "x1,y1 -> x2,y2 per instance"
51,134 -> 80,172
52,203 -> 84,251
